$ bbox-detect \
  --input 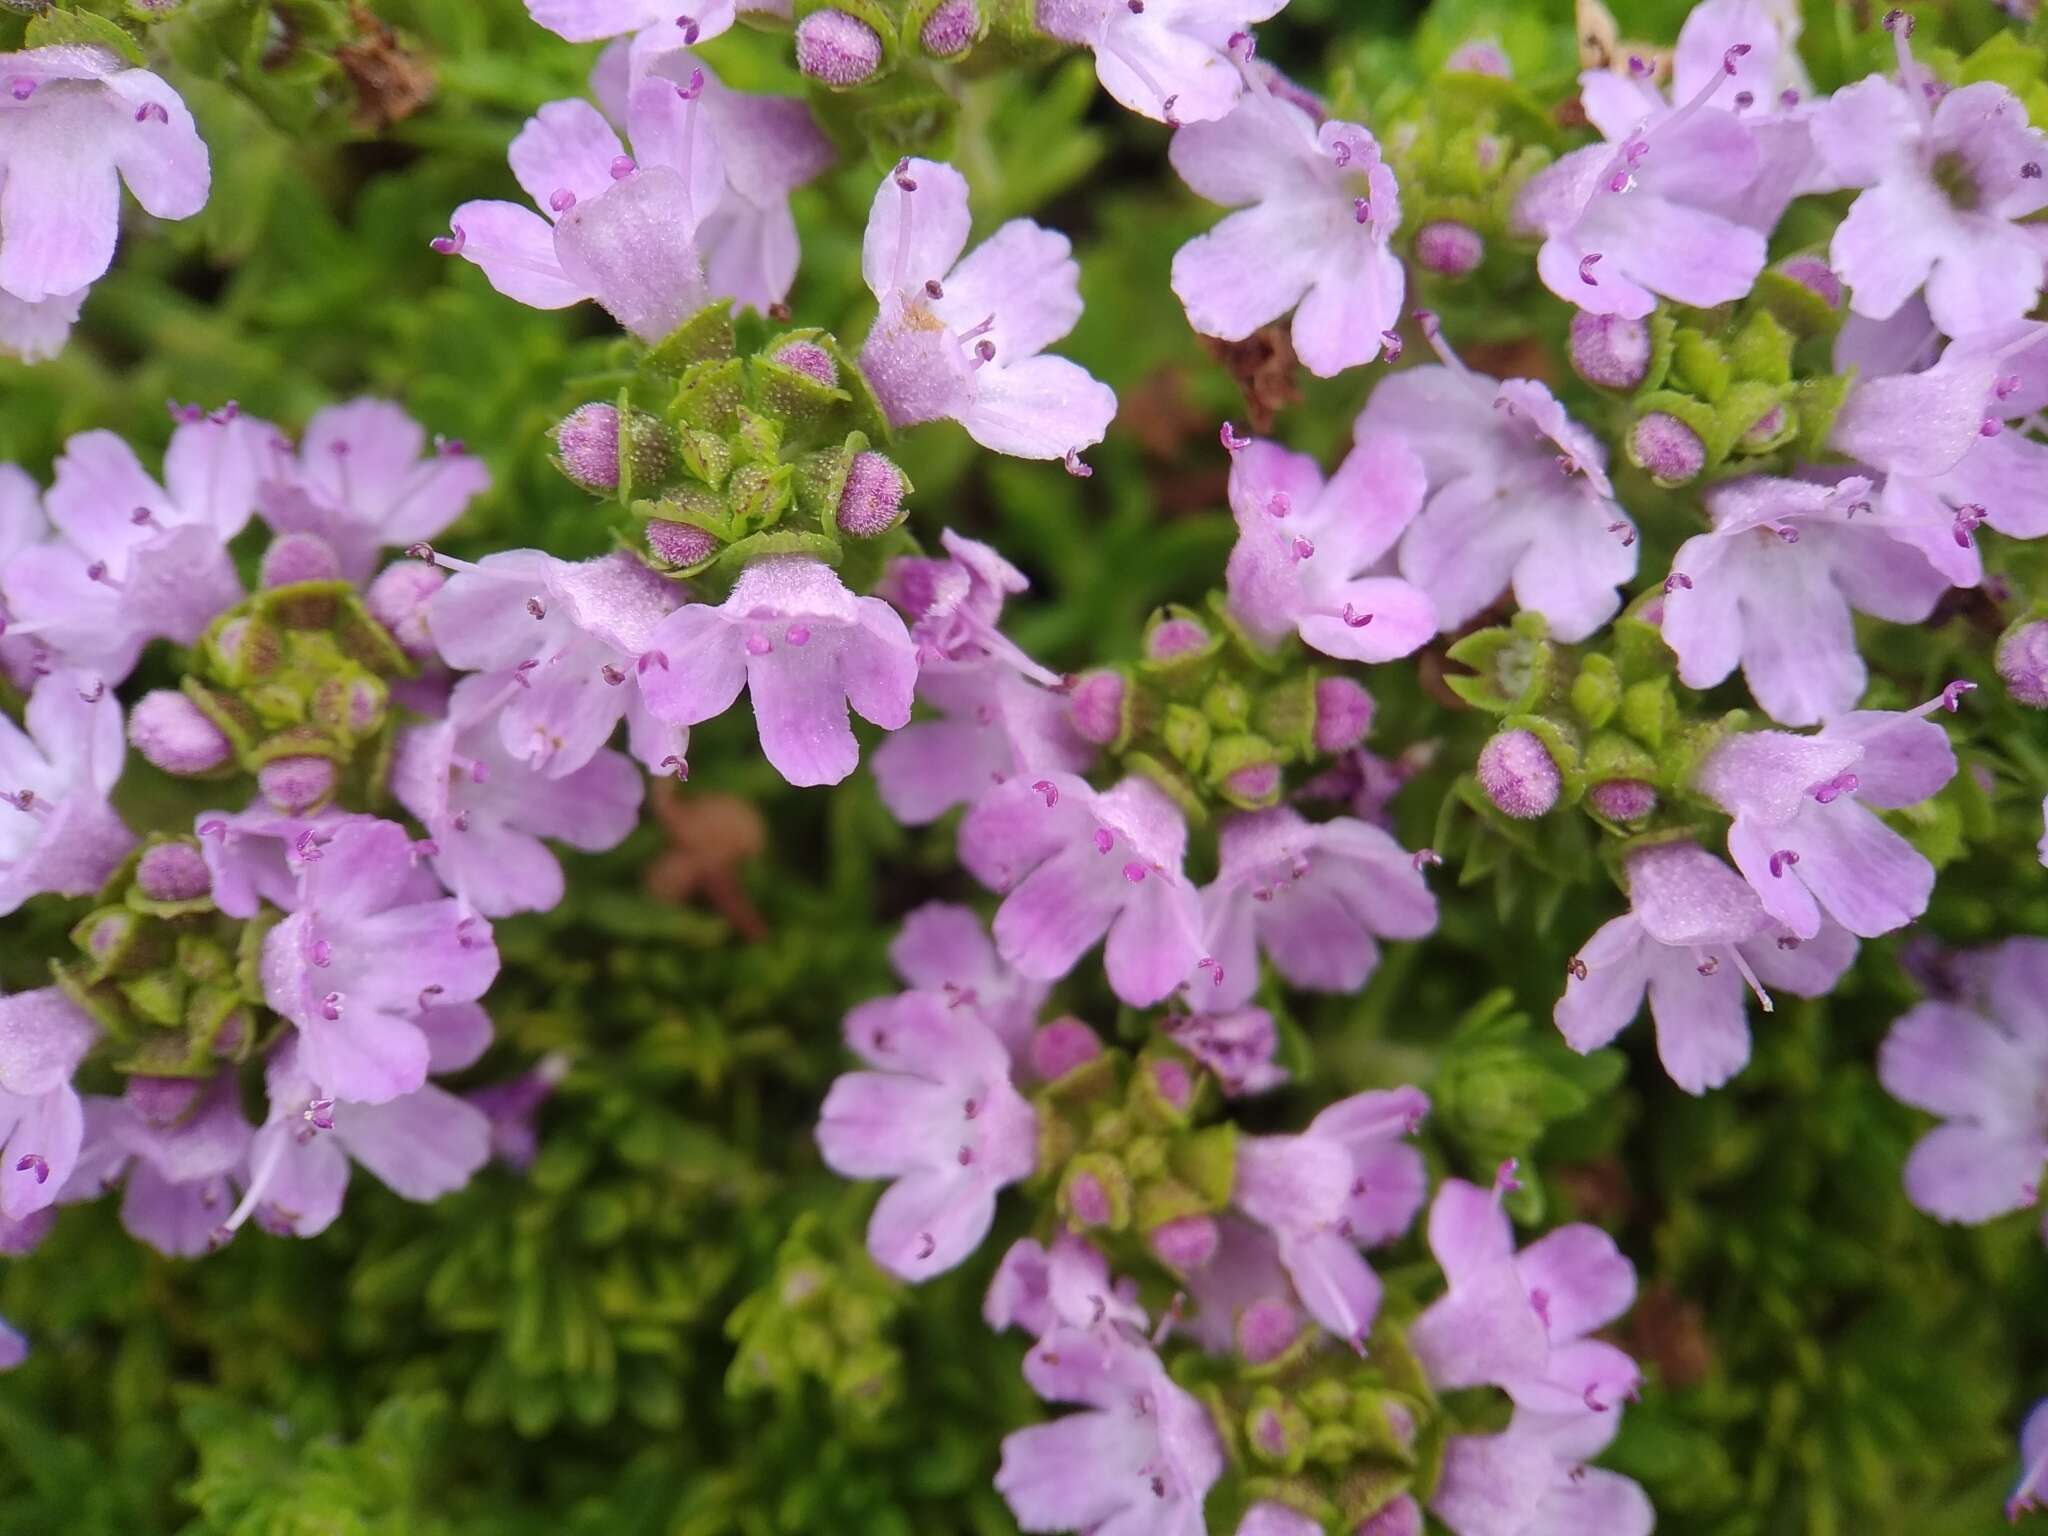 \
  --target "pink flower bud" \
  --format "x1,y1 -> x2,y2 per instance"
136,841 -> 212,902
1147,1214 -> 1219,1271
1774,254 -> 1843,309
770,339 -> 840,388
1312,676 -> 1375,752
1569,311 -> 1651,390
1630,411 -> 1706,484
365,559 -> 446,660
1067,670 -> 1125,745
836,450 -> 907,538
129,690 -> 232,775
259,531 -> 343,588
257,755 -> 337,815
646,519 -> 719,568
555,402 -> 622,492
1414,220 -> 1484,276
1477,728 -> 1560,819
1999,620 -> 2048,707
795,9 -> 883,86
1146,616 -> 1209,660
1587,778 -> 1657,822
919,0 -> 979,57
